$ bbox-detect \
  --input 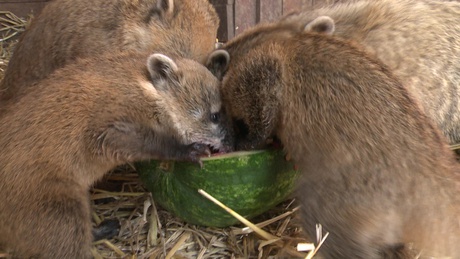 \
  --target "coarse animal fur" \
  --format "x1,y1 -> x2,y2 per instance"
0,51 -> 232,258
207,25 -> 460,258
0,0 -> 219,103
280,0 -> 460,144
